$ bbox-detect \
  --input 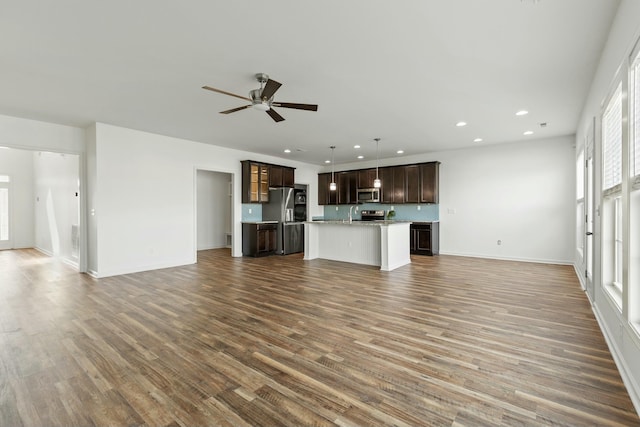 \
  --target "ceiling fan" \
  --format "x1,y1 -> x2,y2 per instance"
202,73 -> 318,122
